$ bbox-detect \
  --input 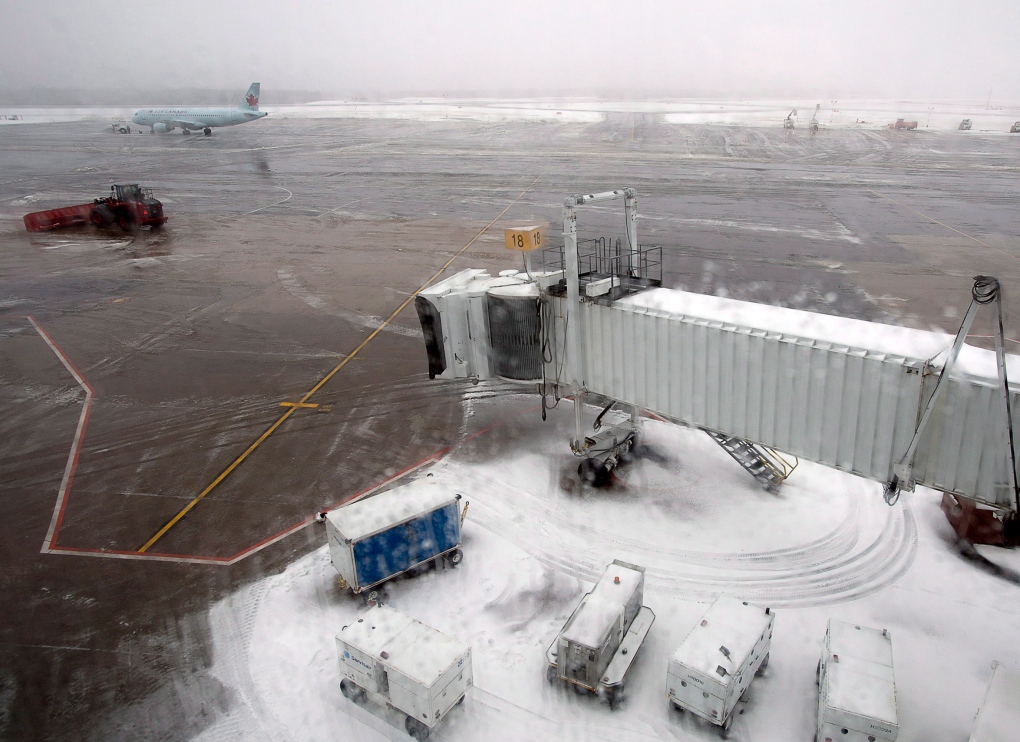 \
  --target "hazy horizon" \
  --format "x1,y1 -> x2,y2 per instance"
1,1 -> 1018,103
